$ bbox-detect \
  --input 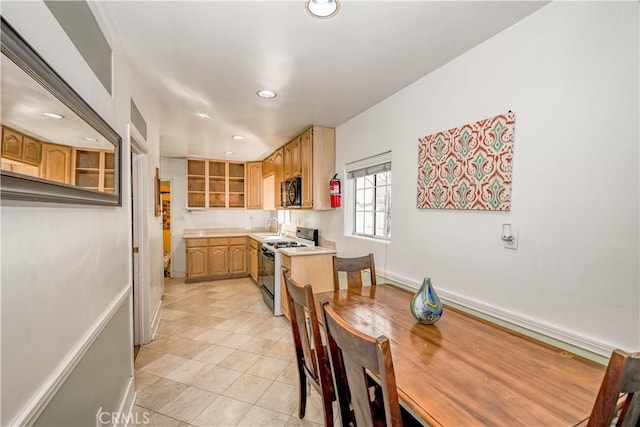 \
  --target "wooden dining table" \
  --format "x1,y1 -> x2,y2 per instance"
314,284 -> 606,426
